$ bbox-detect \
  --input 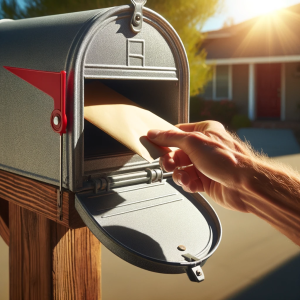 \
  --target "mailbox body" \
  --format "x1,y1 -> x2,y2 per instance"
0,6 -> 221,281
0,6 -> 189,191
